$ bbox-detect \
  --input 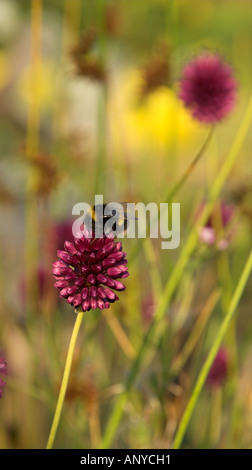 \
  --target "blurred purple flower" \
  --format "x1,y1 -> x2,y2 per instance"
198,201 -> 235,250
179,53 -> 237,124
141,293 -> 156,323
53,230 -> 129,312
0,356 -> 7,398
53,219 -> 74,250
206,347 -> 228,388
19,220 -> 76,310
20,265 -> 47,305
